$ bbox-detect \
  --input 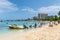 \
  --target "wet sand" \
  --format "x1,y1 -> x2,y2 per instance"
0,24 -> 60,40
